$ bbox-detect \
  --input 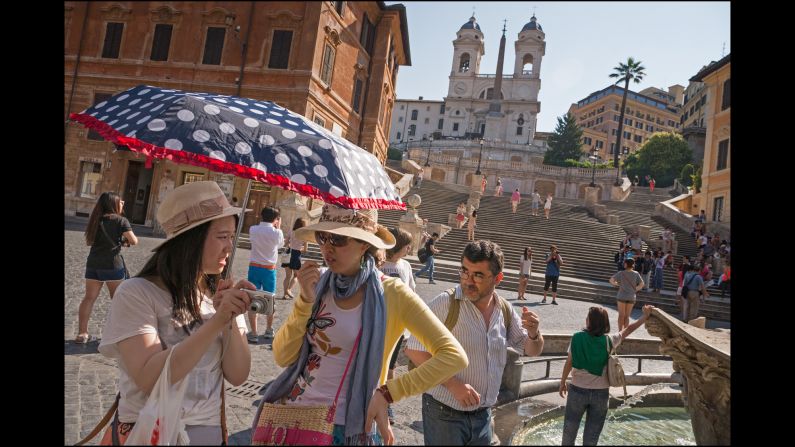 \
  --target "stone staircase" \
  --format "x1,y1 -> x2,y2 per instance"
238,180 -> 729,321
